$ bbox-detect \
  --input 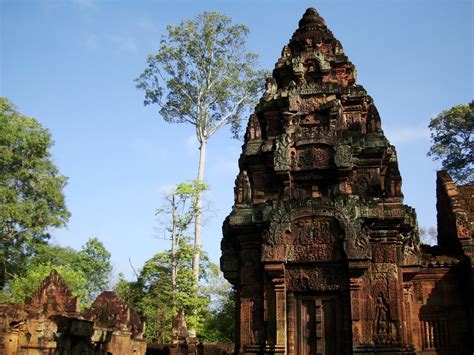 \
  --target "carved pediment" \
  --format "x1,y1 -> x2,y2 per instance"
83,291 -> 143,338
27,269 -> 80,318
